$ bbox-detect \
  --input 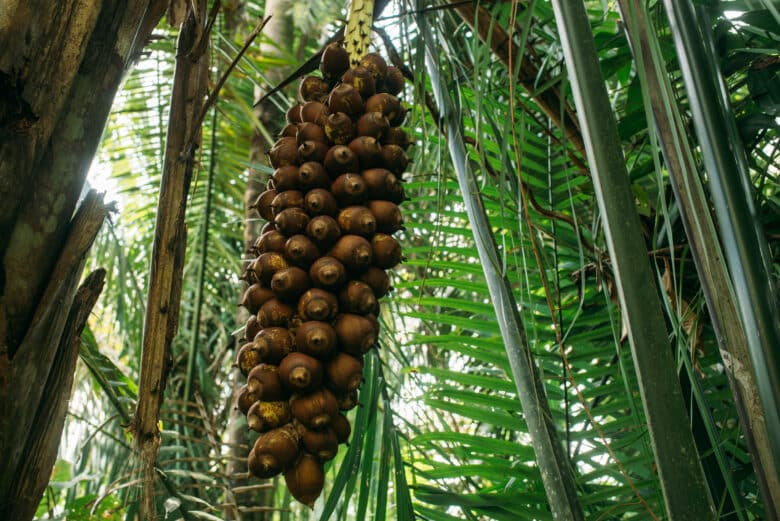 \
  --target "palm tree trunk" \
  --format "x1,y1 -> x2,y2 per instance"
5,268 -> 106,521
0,2 -> 166,517
132,2 -> 209,518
